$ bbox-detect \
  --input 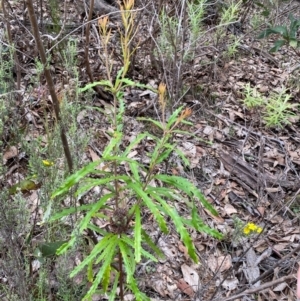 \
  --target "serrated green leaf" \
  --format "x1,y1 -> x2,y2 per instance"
49,203 -> 95,221
119,235 -> 134,247
76,175 -> 131,196
103,131 -> 123,158
149,143 -> 161,167
156,148 -> 174,164
118,79 -> 156,92
180,119 -> 193,126
127,276 -> 151,301
119,77 -> 136,86
141,230 -> 165,259
87,260 -> 93,282
116,90 -> 124,101
167,106 -> 183,128
108,271 -> 119,301
136,117 -> 164,130
174,147 -> 190,167
119,241 -> 135,281
79,193 -> 113,232
56,236 -> 76,255
154,174 -> 219,216
102,264 -> 111,292
94,236 -> 119,265
98,155 -> 140,165
151,192 -> 198,262
70,234 -> 116,277
79,80 -> 113,92
141,247 -> 158,262
83,242 -> 117,300
52,161 -> 100,198
126,182 -> 168,233
117,99 -> 125,124
87,223 -> 108,236
123,133 -> 148,157
115,67 -> 124,83
190,207 -> 223,239
134,206 -> 142,262
146,186 -> 175,198
121,235 -> 158,262
129,161 -> 141,182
